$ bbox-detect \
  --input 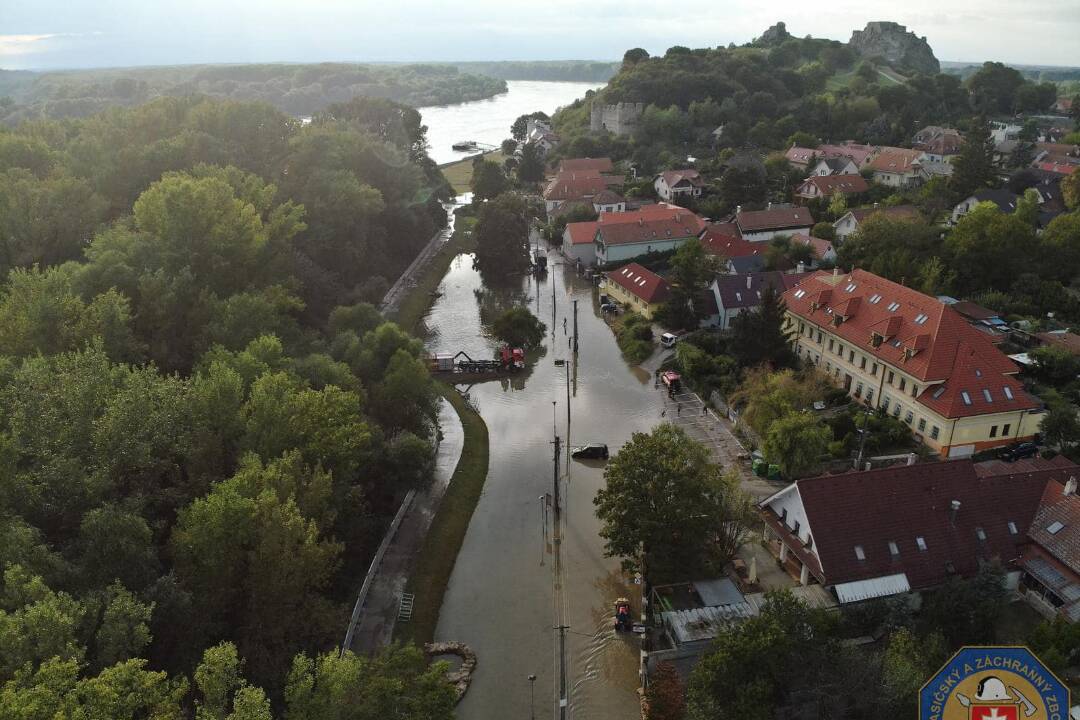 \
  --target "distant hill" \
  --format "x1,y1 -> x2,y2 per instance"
942,60 -> 1080,84
0,63 -> 507,124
